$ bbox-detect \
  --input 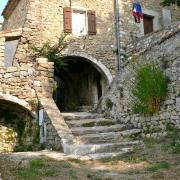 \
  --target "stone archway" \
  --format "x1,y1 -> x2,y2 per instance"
0,94 -> 38,152
0,93 -> 33,114
54,54 -> 113,112
64,52 -> 113,84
